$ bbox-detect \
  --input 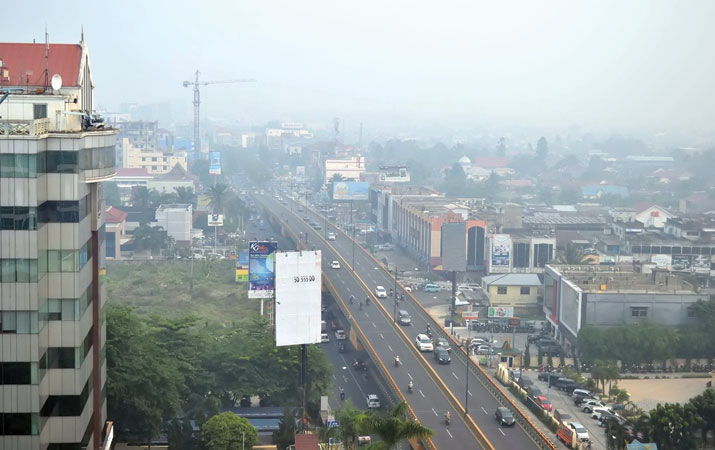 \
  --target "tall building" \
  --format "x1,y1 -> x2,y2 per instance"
0,39 -> 114,449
